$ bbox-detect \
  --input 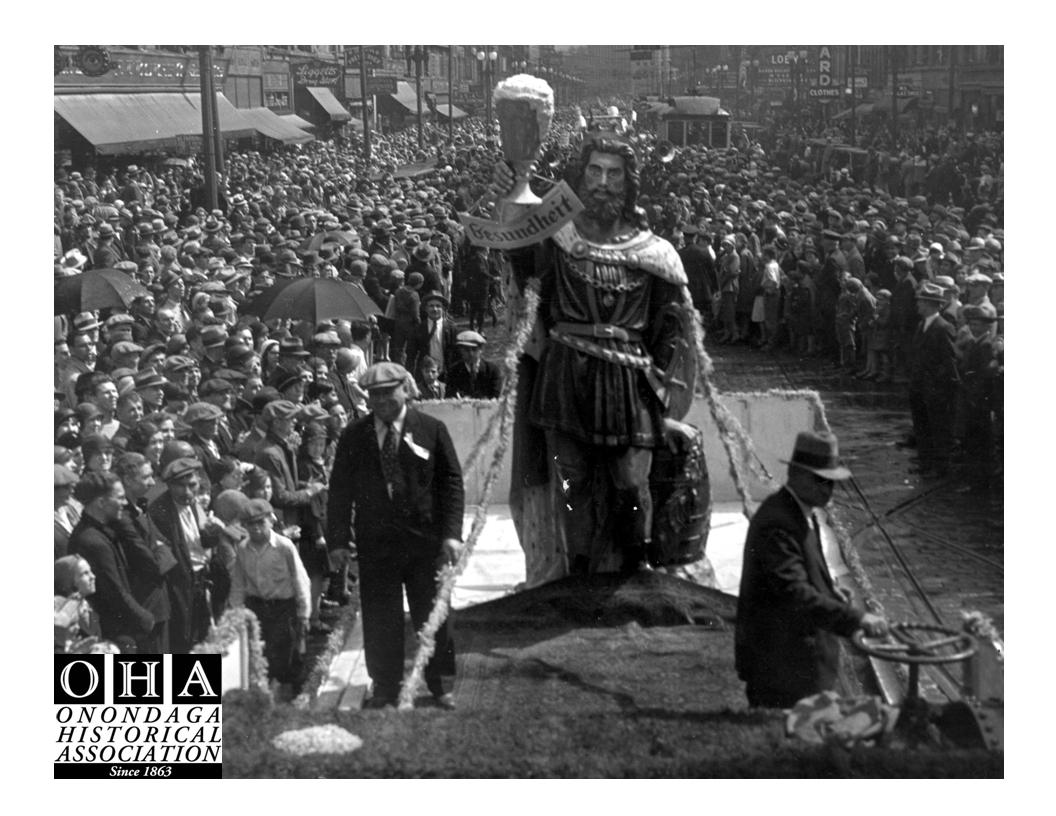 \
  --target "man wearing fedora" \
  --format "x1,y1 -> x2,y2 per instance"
326,362 -> 464,709
406,290 -> 459,378
907,281 -> 960,478
736,431 -> 888,708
